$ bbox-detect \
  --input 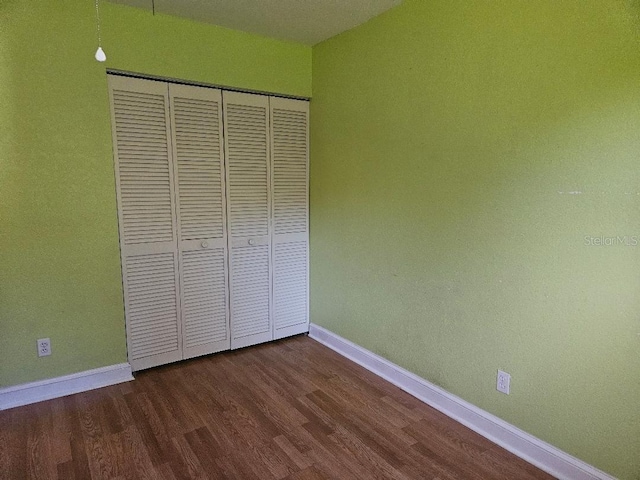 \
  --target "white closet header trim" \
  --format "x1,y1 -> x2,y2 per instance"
106,69 -> 311,102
